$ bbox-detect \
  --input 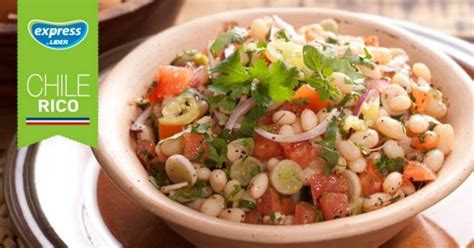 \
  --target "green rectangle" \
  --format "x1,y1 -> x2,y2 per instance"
18,0 -> 98,147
